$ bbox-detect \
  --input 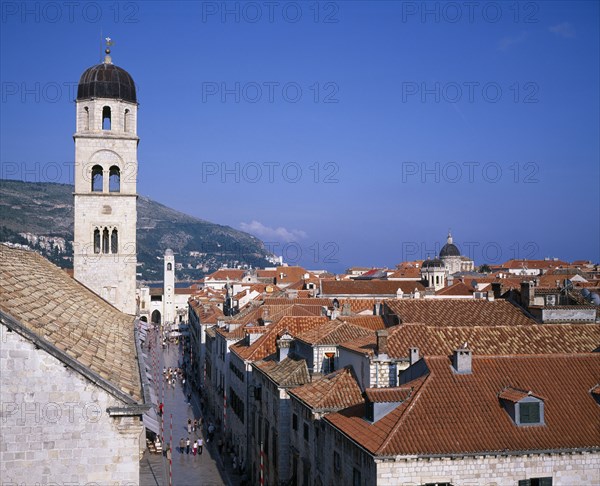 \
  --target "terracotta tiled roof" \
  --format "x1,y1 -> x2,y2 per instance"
436,281 -> 475,296
387,267 -> 422,279
501,259 -> 570,270
275,266 -> 308,284
321,280 -> 425,296
289,367 -> 363,412
295,321 -> 373,346
384,299 -> 534,327
0,245 -> 142,402
205,269 -> 246,281
175,287 -> 195,295
364,387 -> 413,403
338,298 -> 380,314
335,315 -> 386,330
263,298 -> 331,306
341,322 -> 600,358
497,386 -> 544,403
326,353 -> 600,456
188,300 -> 224,323
230,316 -> 328,361
253,356 -> 310,387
